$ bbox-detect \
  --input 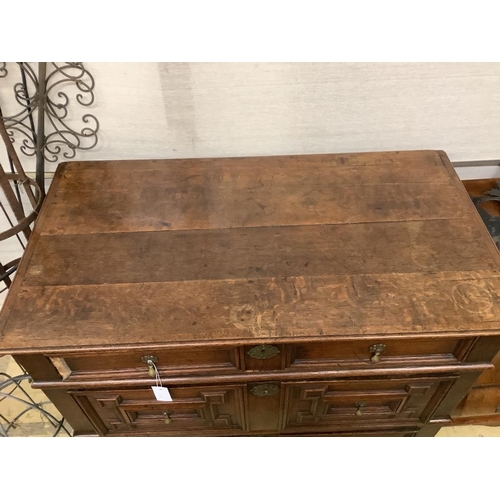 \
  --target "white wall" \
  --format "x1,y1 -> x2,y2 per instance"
2,62 -> 500,175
